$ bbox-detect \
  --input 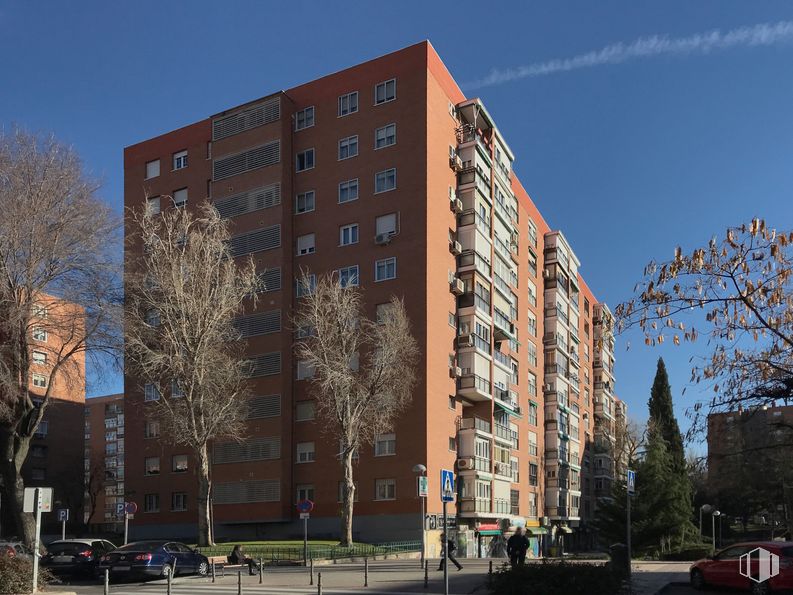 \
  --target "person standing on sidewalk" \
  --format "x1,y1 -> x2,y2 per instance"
507,528 -> 530,568
437,532 -> 463,571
